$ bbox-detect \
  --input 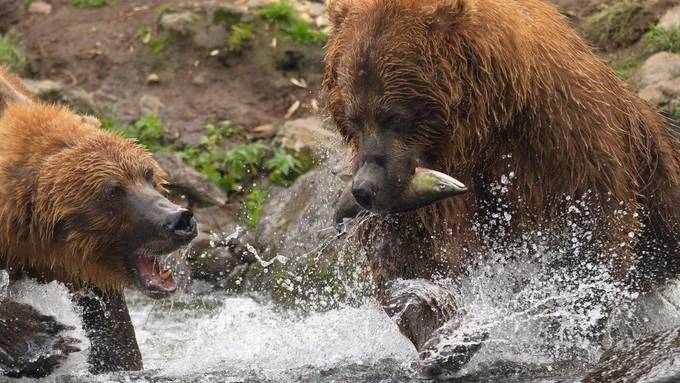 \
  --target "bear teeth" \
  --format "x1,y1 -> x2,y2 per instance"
160,268 -> 172,281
